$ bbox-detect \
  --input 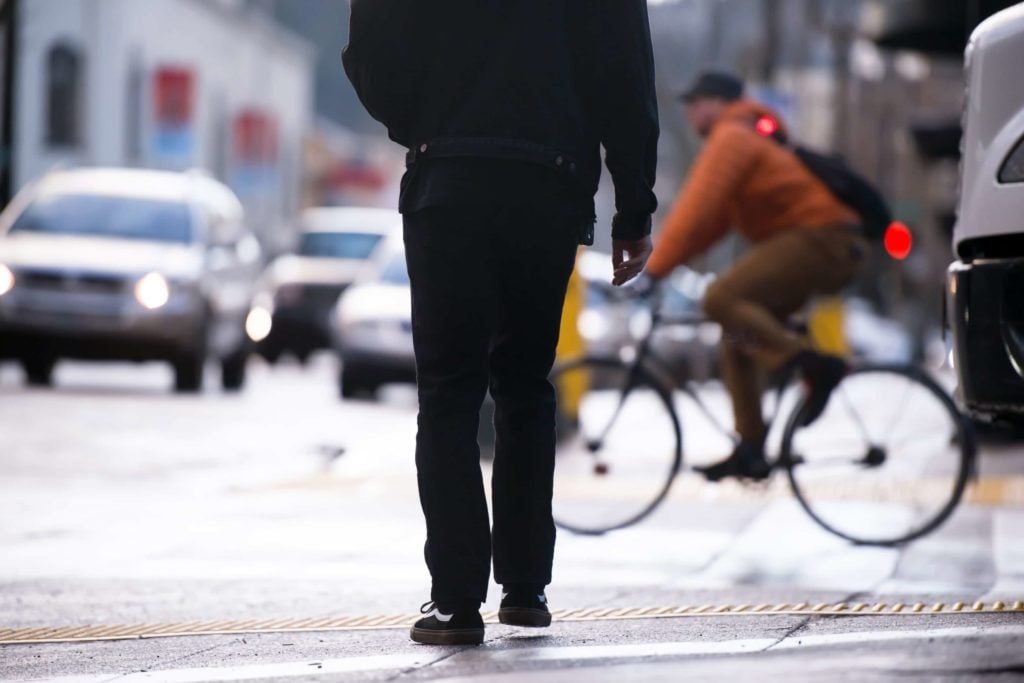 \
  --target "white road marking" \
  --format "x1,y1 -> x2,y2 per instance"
671,499 -> 899,592
19,652 -> 431,683
457,638 -> 778,664
770,624 -> 1024,650
983,509 -> 1024,602
23,625 -> 1024,683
